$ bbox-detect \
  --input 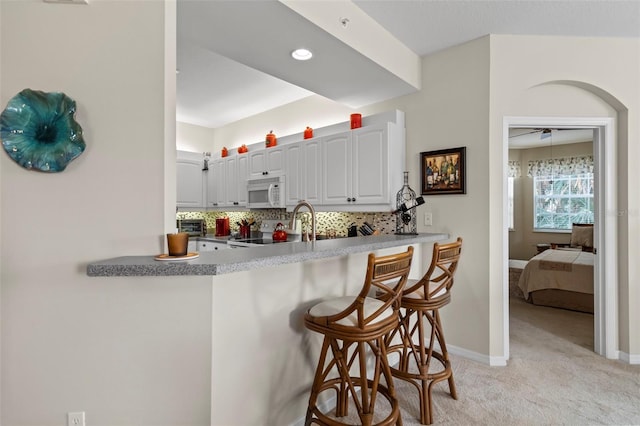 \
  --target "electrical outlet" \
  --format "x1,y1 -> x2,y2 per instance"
424,212 -> 433,226
67,412 -> 85,426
